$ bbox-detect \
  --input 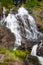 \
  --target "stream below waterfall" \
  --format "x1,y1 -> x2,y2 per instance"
31,44 -> 43,65
0,7 -> 43,65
